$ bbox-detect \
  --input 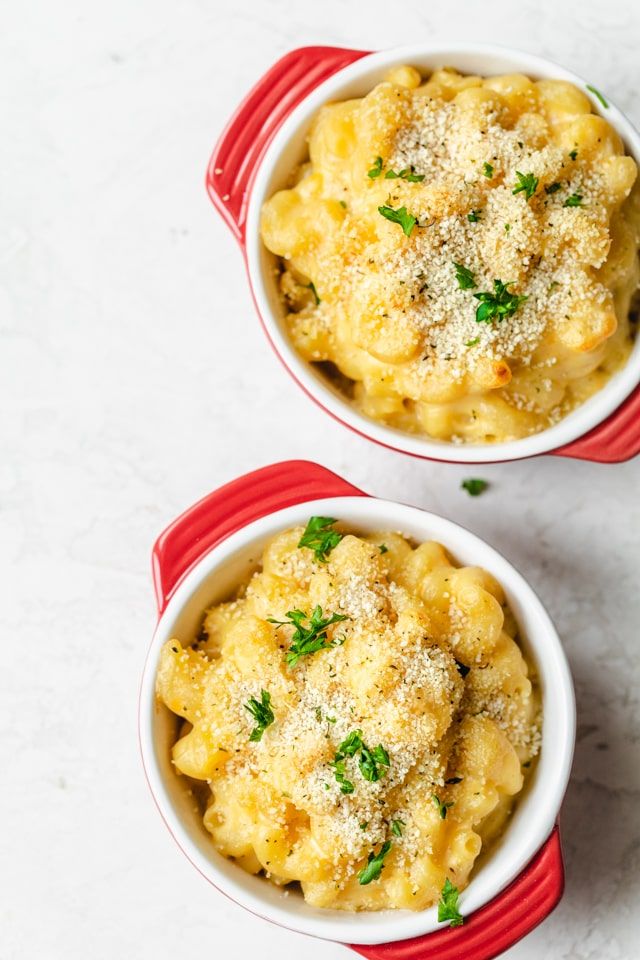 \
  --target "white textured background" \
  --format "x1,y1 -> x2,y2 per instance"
2,1 -> 639,957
